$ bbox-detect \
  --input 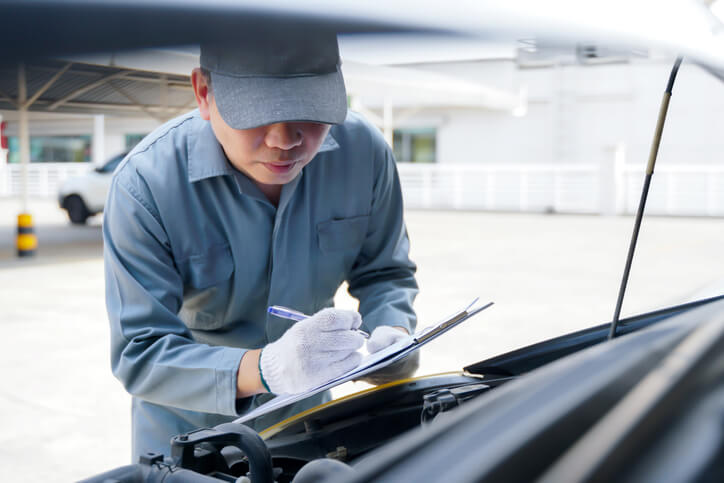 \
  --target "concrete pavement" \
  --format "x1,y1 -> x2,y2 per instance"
0,197 -> 103,264
0,198 -> 722,481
